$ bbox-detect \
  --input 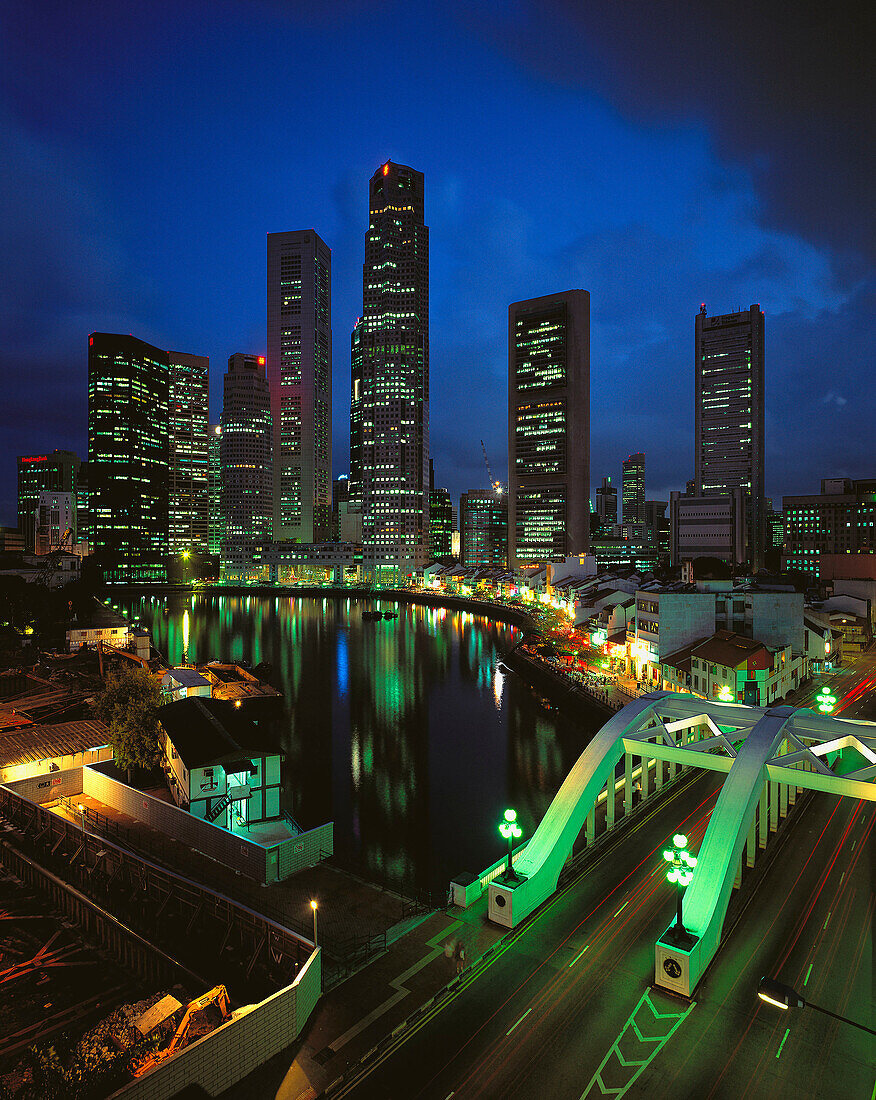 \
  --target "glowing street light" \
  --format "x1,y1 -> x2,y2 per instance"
310,899 -> 318,947
718,684 -> 734,702
757,977 -> 876,1036
499,808 -> 523,881
816,686 -> 836,714
662,833 -> 697,936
